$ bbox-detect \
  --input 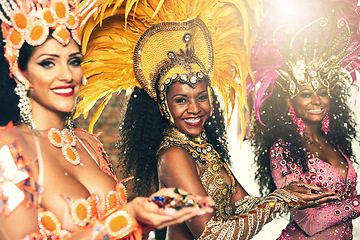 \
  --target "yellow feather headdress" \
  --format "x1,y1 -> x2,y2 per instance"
76,0 -> 263,136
